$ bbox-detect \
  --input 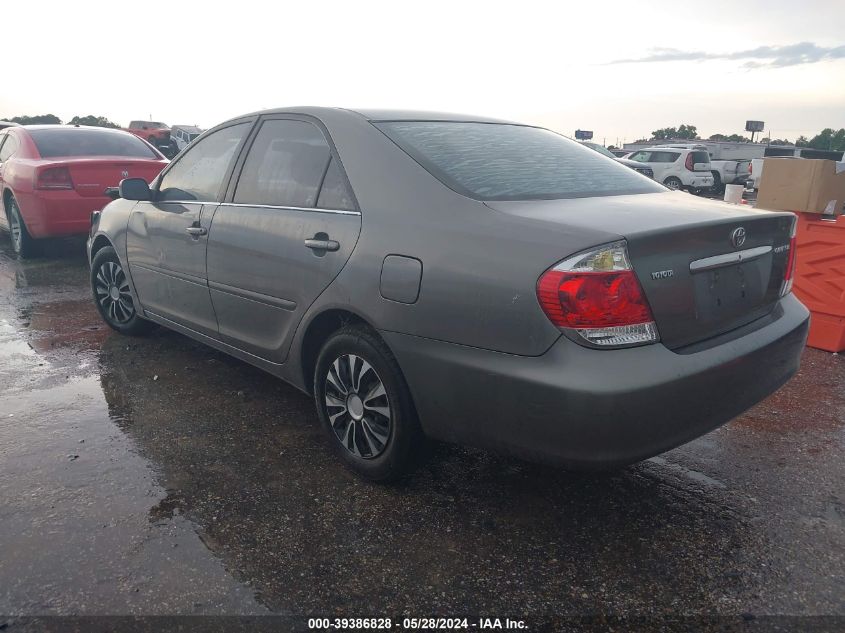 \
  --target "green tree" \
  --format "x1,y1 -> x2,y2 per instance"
6,114 -> 62,124
651,124 -> 698,141
807,128 -> 845,152
795,136 -> 809,147
69,115 -> 120,129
